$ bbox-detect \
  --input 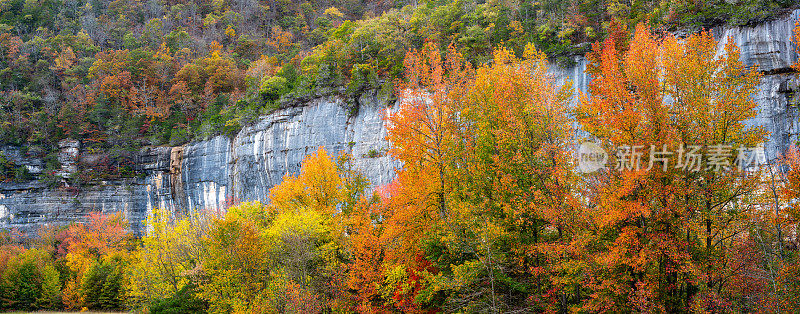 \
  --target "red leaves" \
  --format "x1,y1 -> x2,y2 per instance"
574,23 -> 773,312
59,212 -> 130,259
